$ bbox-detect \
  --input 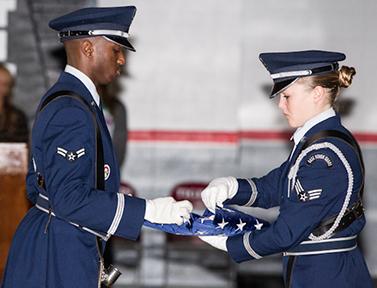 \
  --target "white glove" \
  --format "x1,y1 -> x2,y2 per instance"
199,235 -> 228,251
201,177 -> 238,212
144,197 -> 193,225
